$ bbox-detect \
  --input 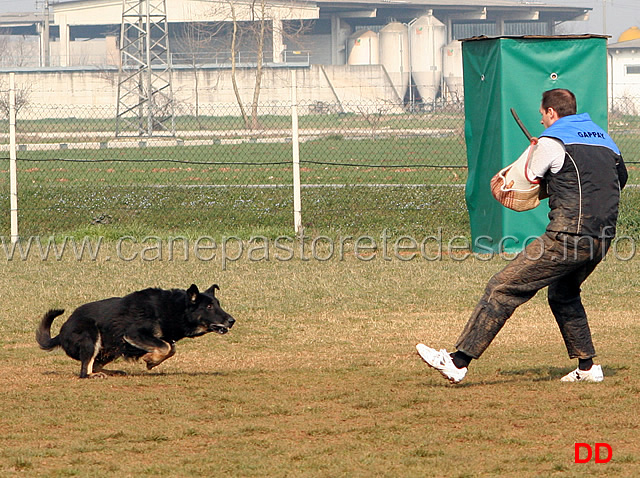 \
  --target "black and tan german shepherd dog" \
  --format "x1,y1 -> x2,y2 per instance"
36,284 -> 235,378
